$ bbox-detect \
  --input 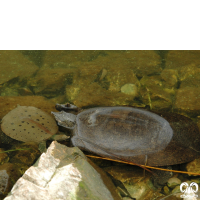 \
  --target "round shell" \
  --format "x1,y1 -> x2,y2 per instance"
1,106 -> 58,143
71,107 -> 200,166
